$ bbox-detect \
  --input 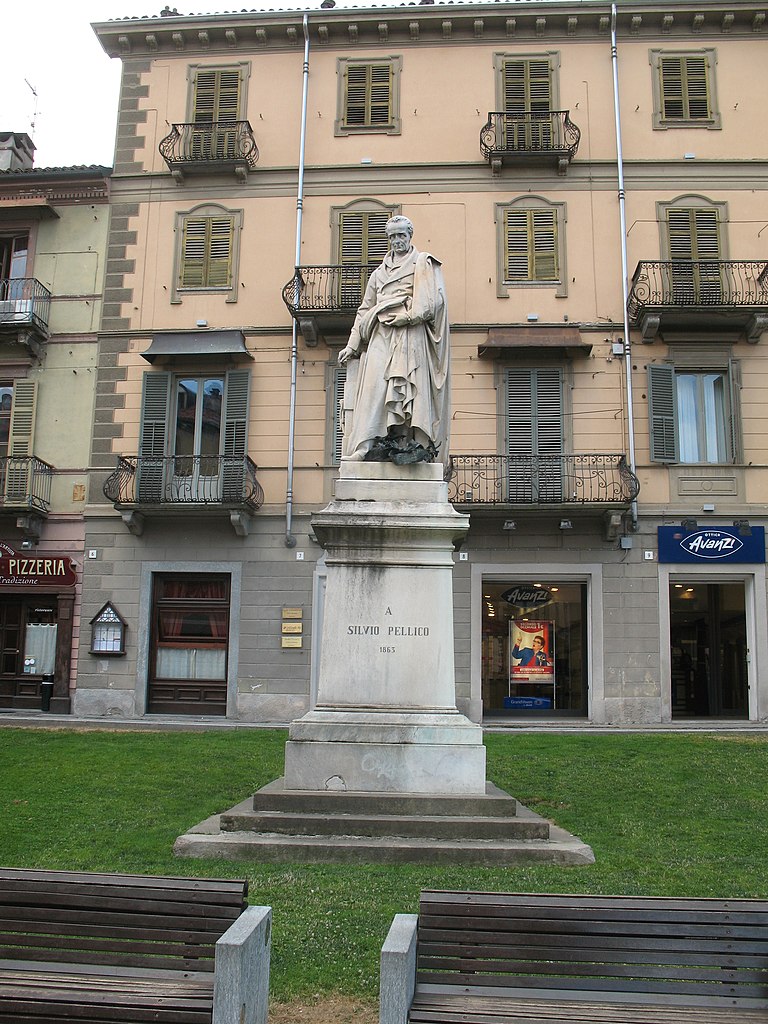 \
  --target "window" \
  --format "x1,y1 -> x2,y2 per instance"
505,367 -> 564,500
137,369 -> 250,502
173,204 -> 242,303
650,49 -> 720,129
187,64 -> 249,160
0,598 -> 57,678
659,197 -> 727,304
332,200 -> 397,308
495,197 -> 567,297
0,380 -> 38,503
335,57 -> 402,135
494,53 -> 559,149
648,349 -> 739,464
329,364 -> 347,466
